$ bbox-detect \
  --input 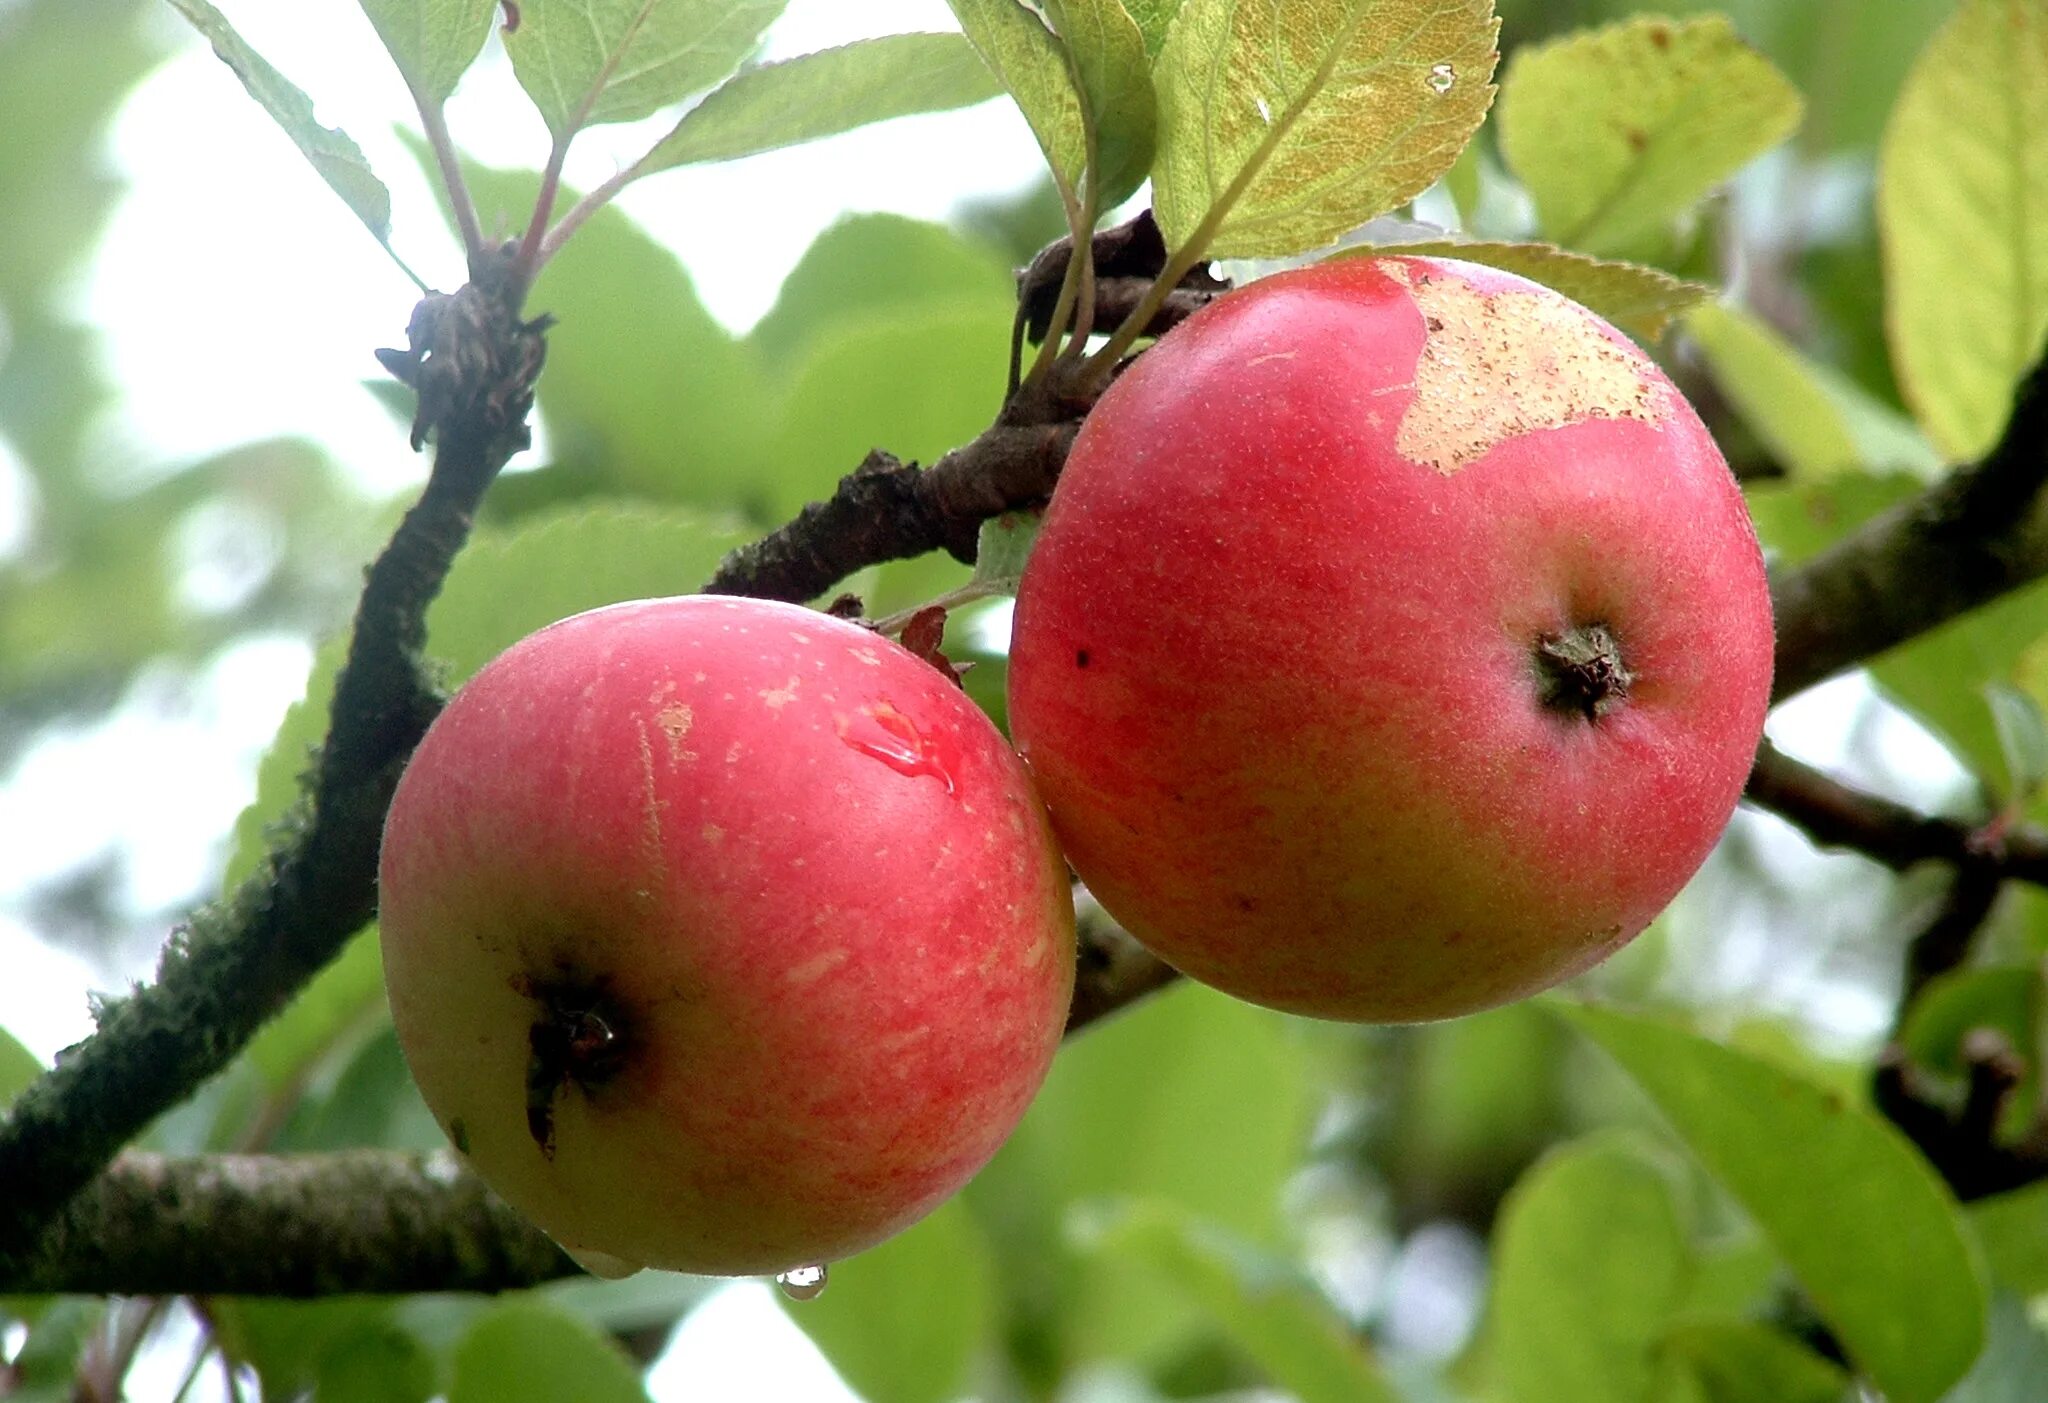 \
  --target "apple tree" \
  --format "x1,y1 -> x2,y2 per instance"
1,0 -> 2046,1399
